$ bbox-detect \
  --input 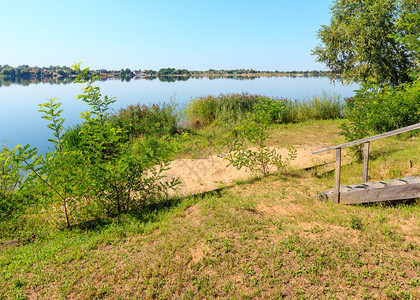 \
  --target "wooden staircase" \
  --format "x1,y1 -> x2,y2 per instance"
313,123 -> 420,204
318,176 -> 420,204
